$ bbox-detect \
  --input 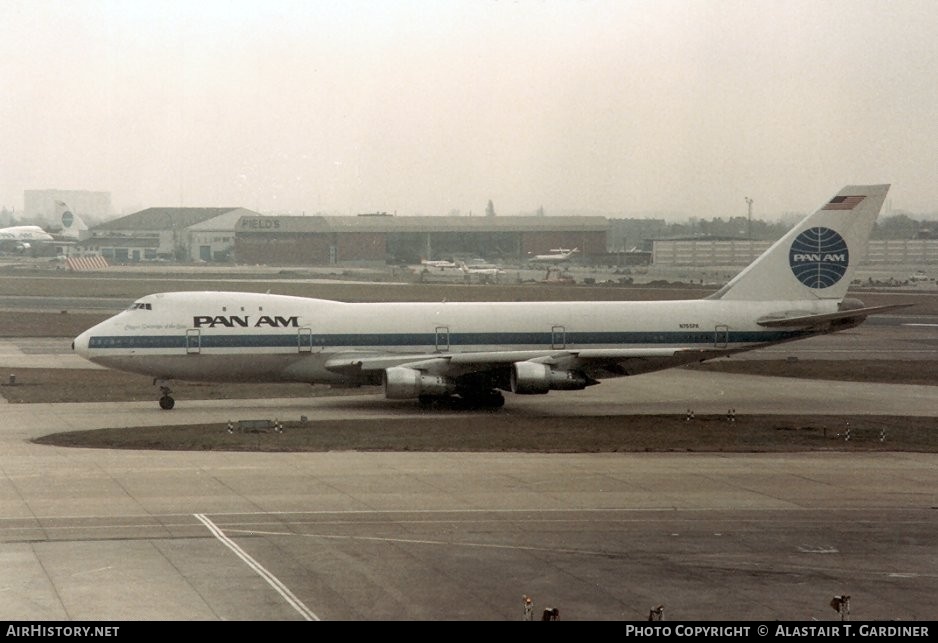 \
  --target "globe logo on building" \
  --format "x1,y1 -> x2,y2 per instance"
788,227 -> 849,289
